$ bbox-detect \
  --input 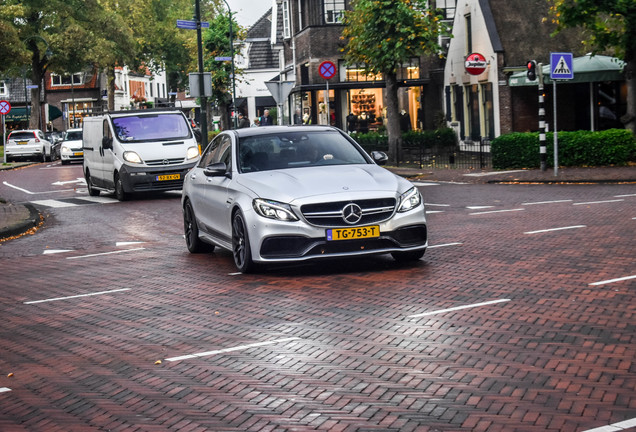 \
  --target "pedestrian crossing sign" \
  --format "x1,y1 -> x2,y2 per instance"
550,52 -> 574,80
